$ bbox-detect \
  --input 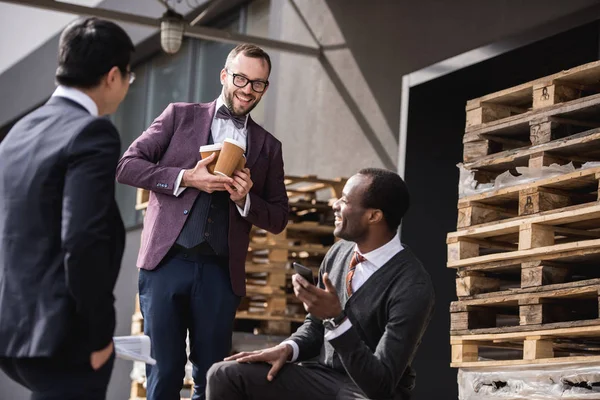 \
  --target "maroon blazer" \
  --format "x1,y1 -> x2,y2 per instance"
116,101 -> 288,296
